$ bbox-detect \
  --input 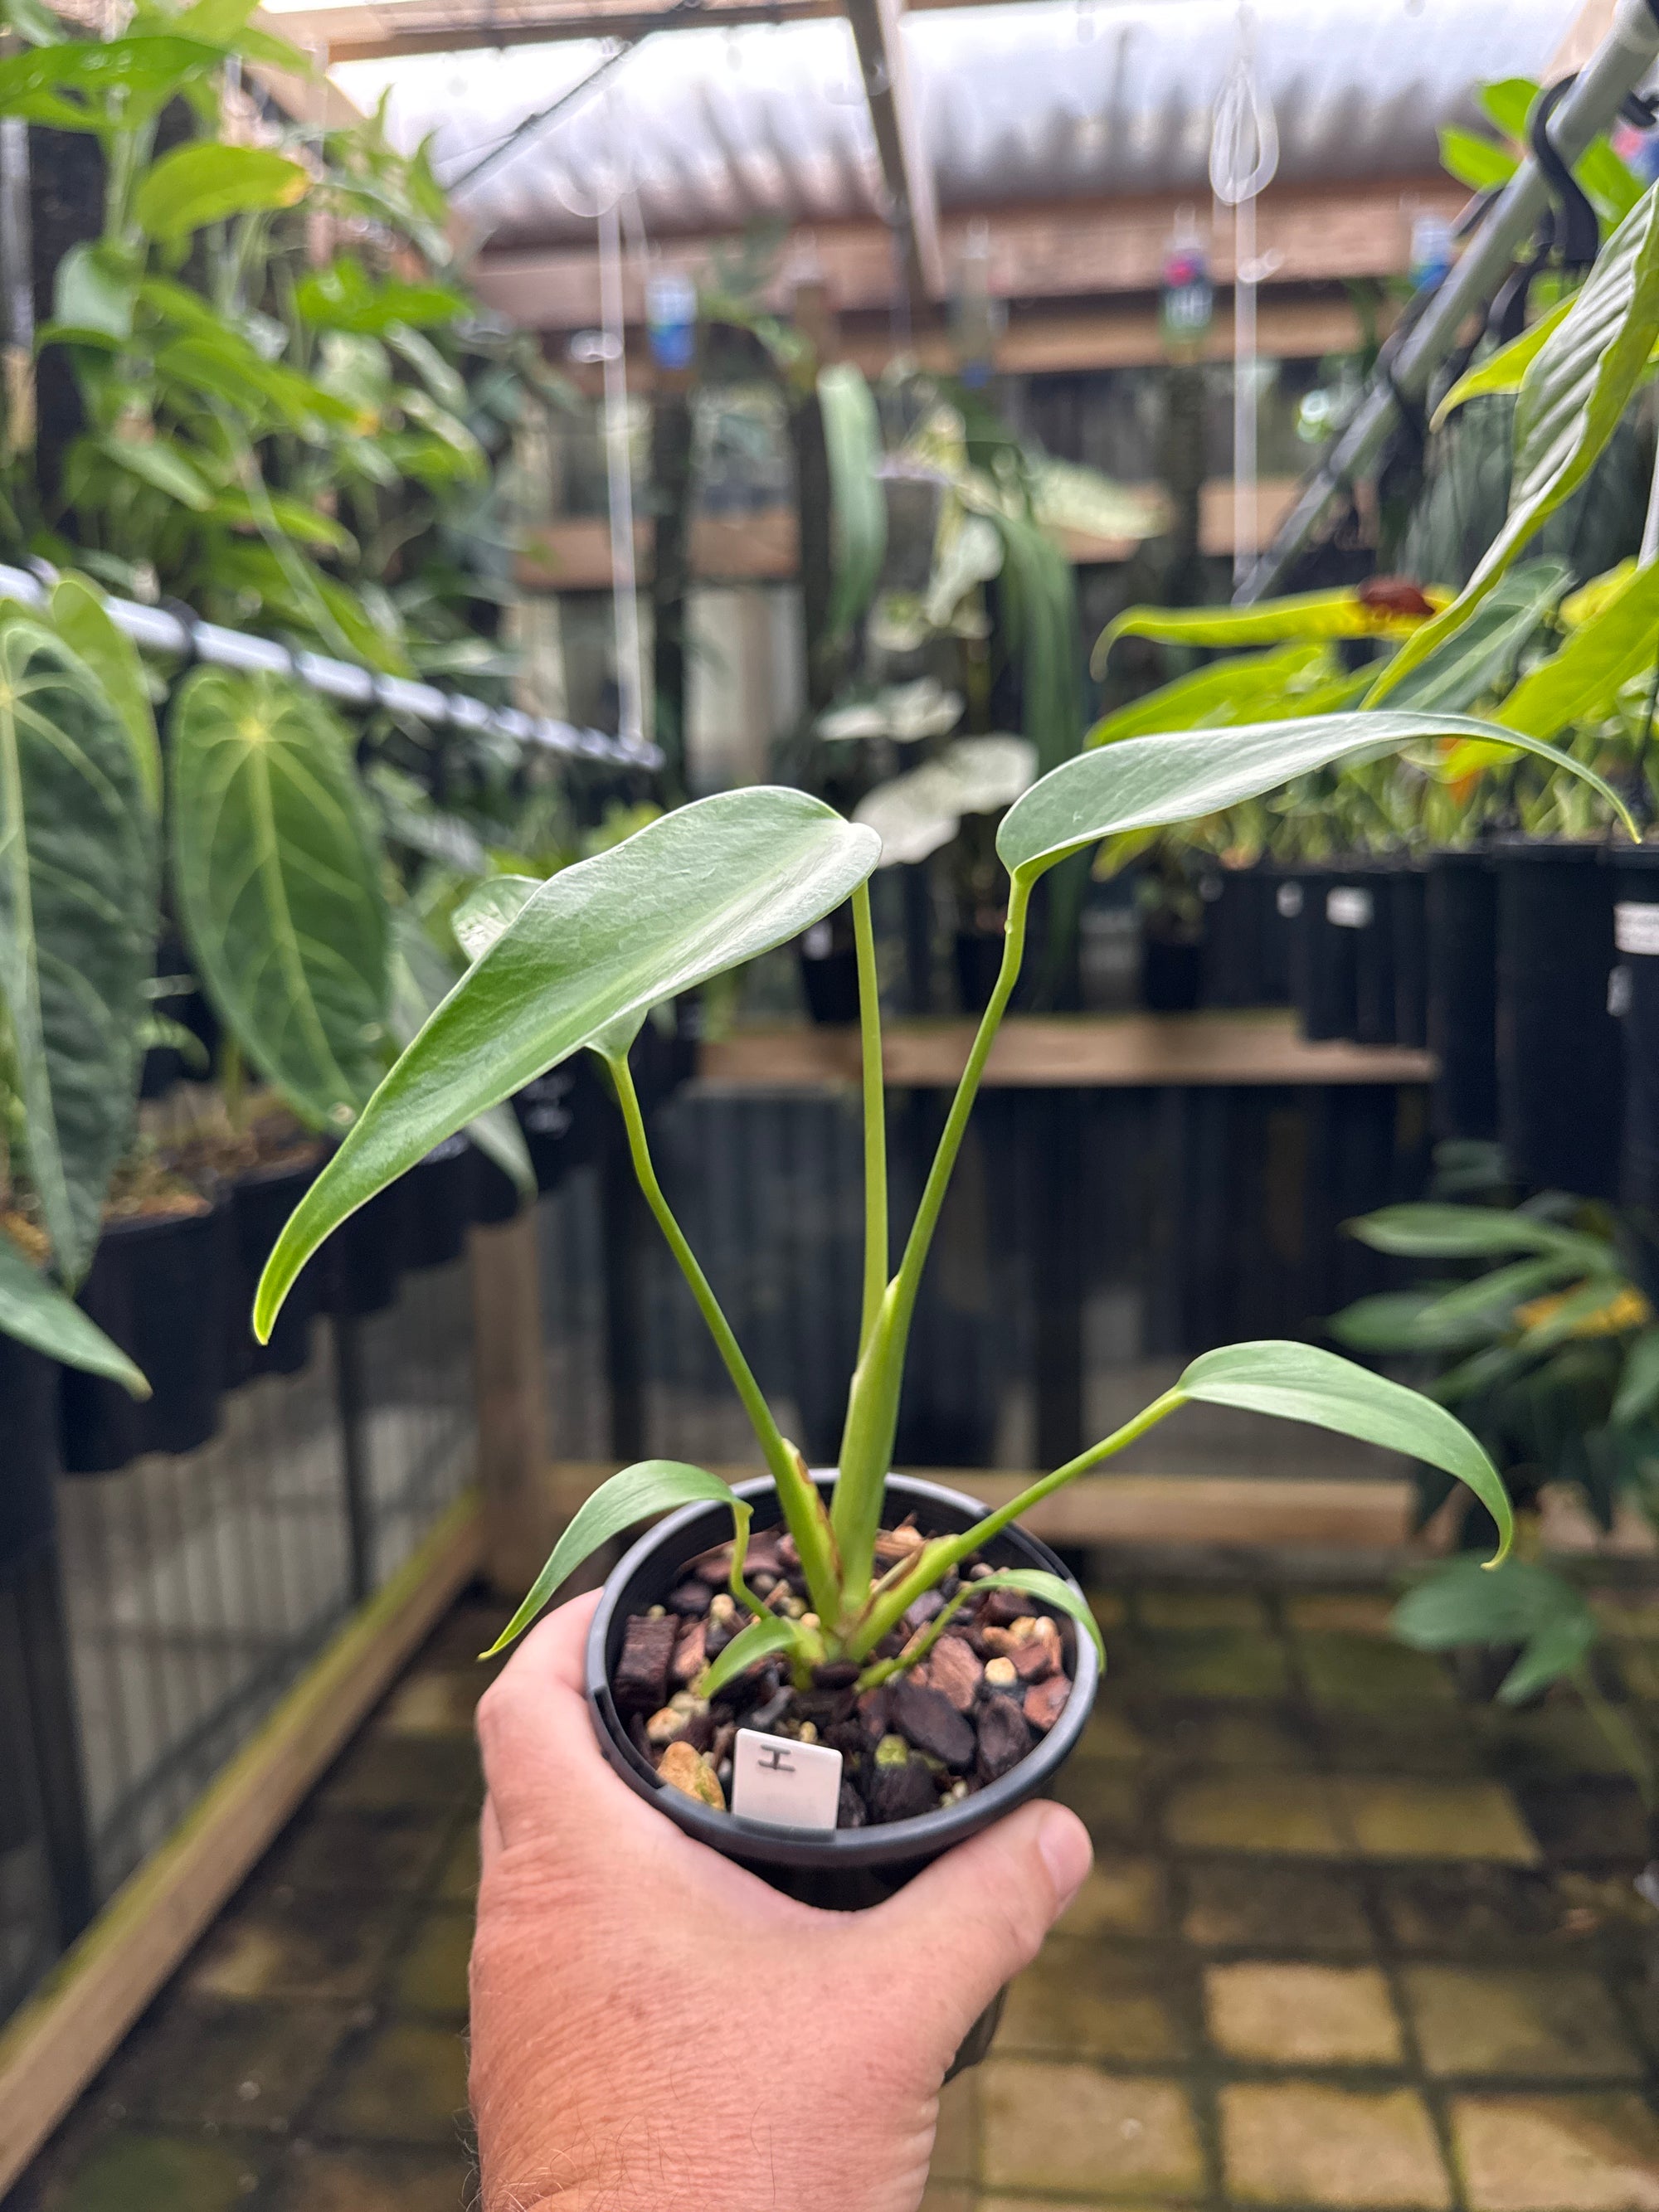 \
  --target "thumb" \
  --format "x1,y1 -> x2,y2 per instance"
854,1801 -> 1092,2073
